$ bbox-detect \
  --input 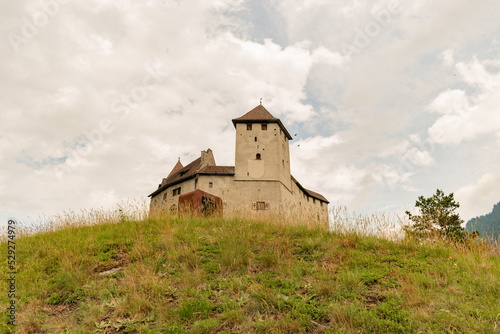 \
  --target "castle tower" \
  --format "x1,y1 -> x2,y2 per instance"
232,105 -> 293,190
